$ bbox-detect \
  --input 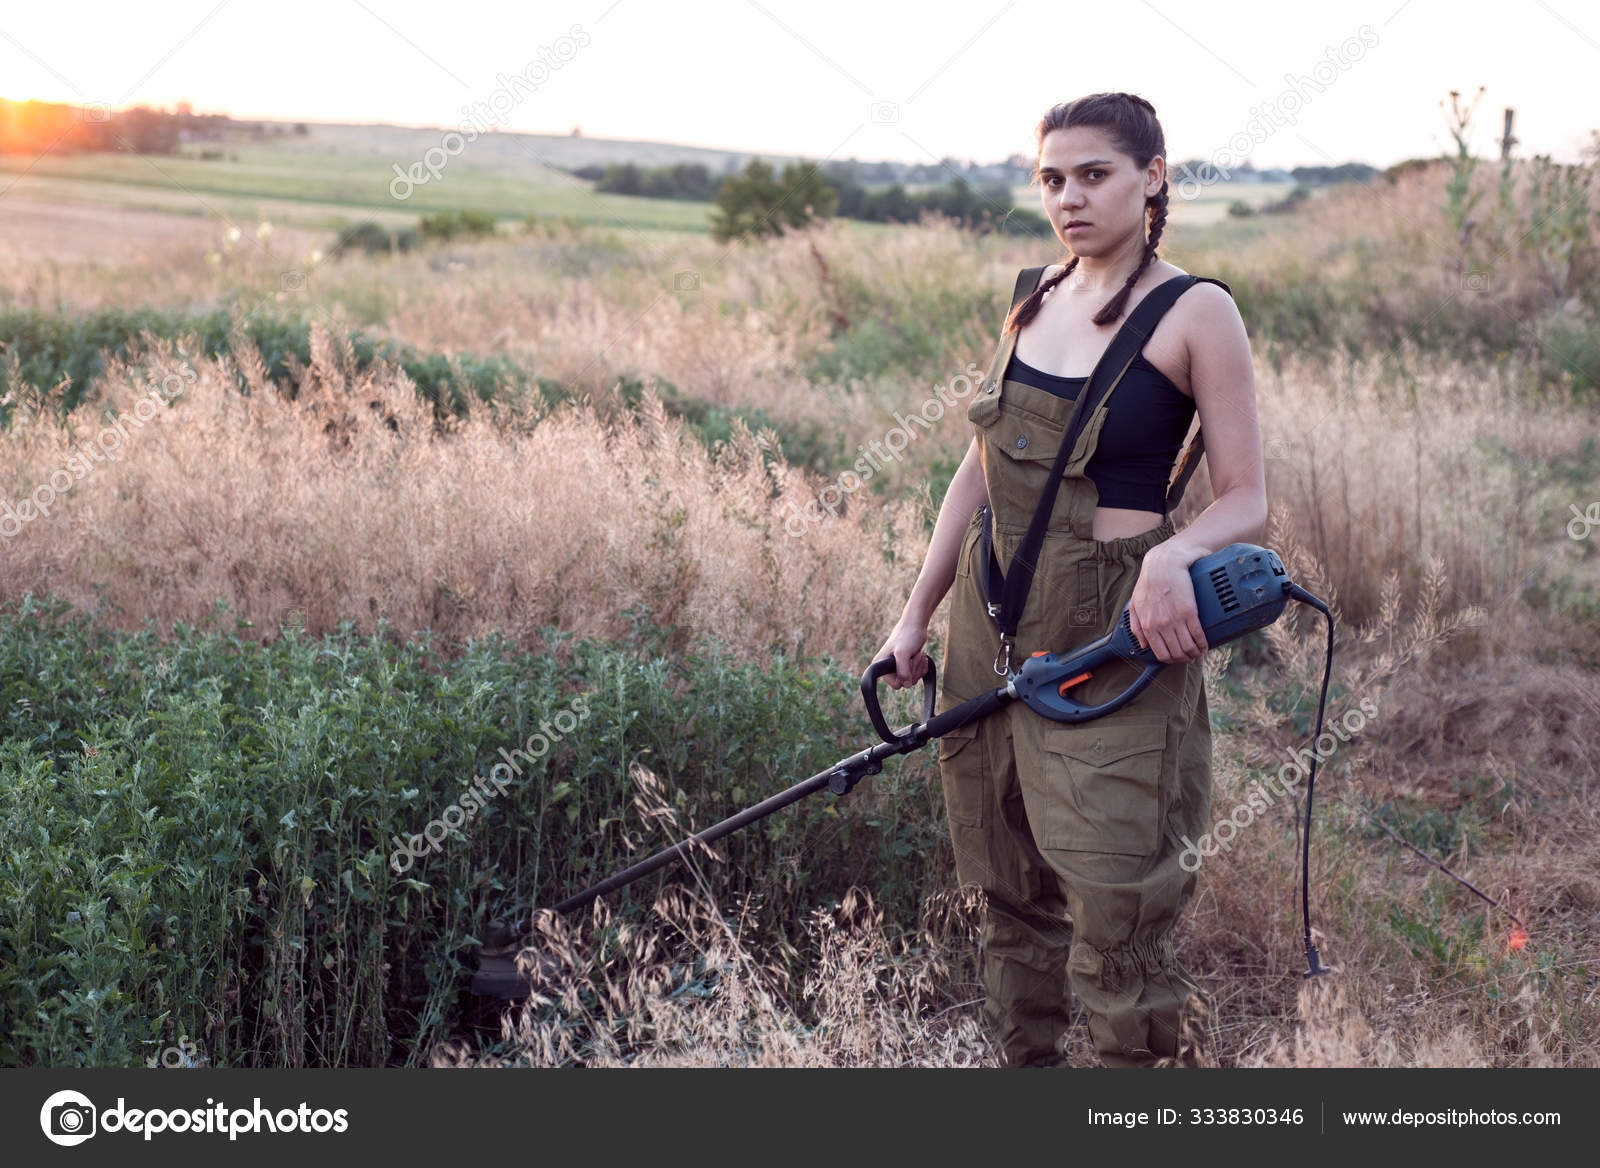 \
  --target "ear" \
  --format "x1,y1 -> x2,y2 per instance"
1146,155 -> 1166,198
